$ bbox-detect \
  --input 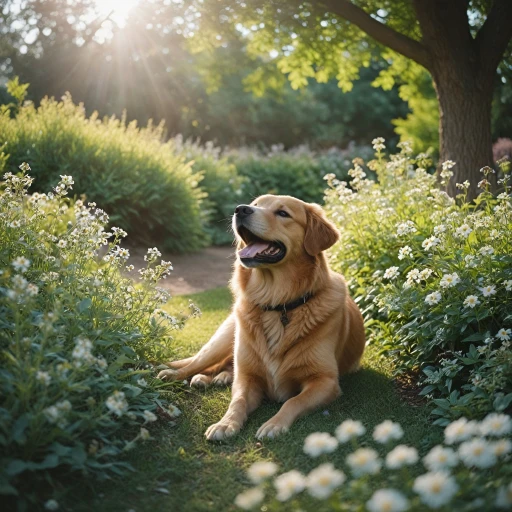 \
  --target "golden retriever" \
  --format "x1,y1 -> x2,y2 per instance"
158,194 -> 366,440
